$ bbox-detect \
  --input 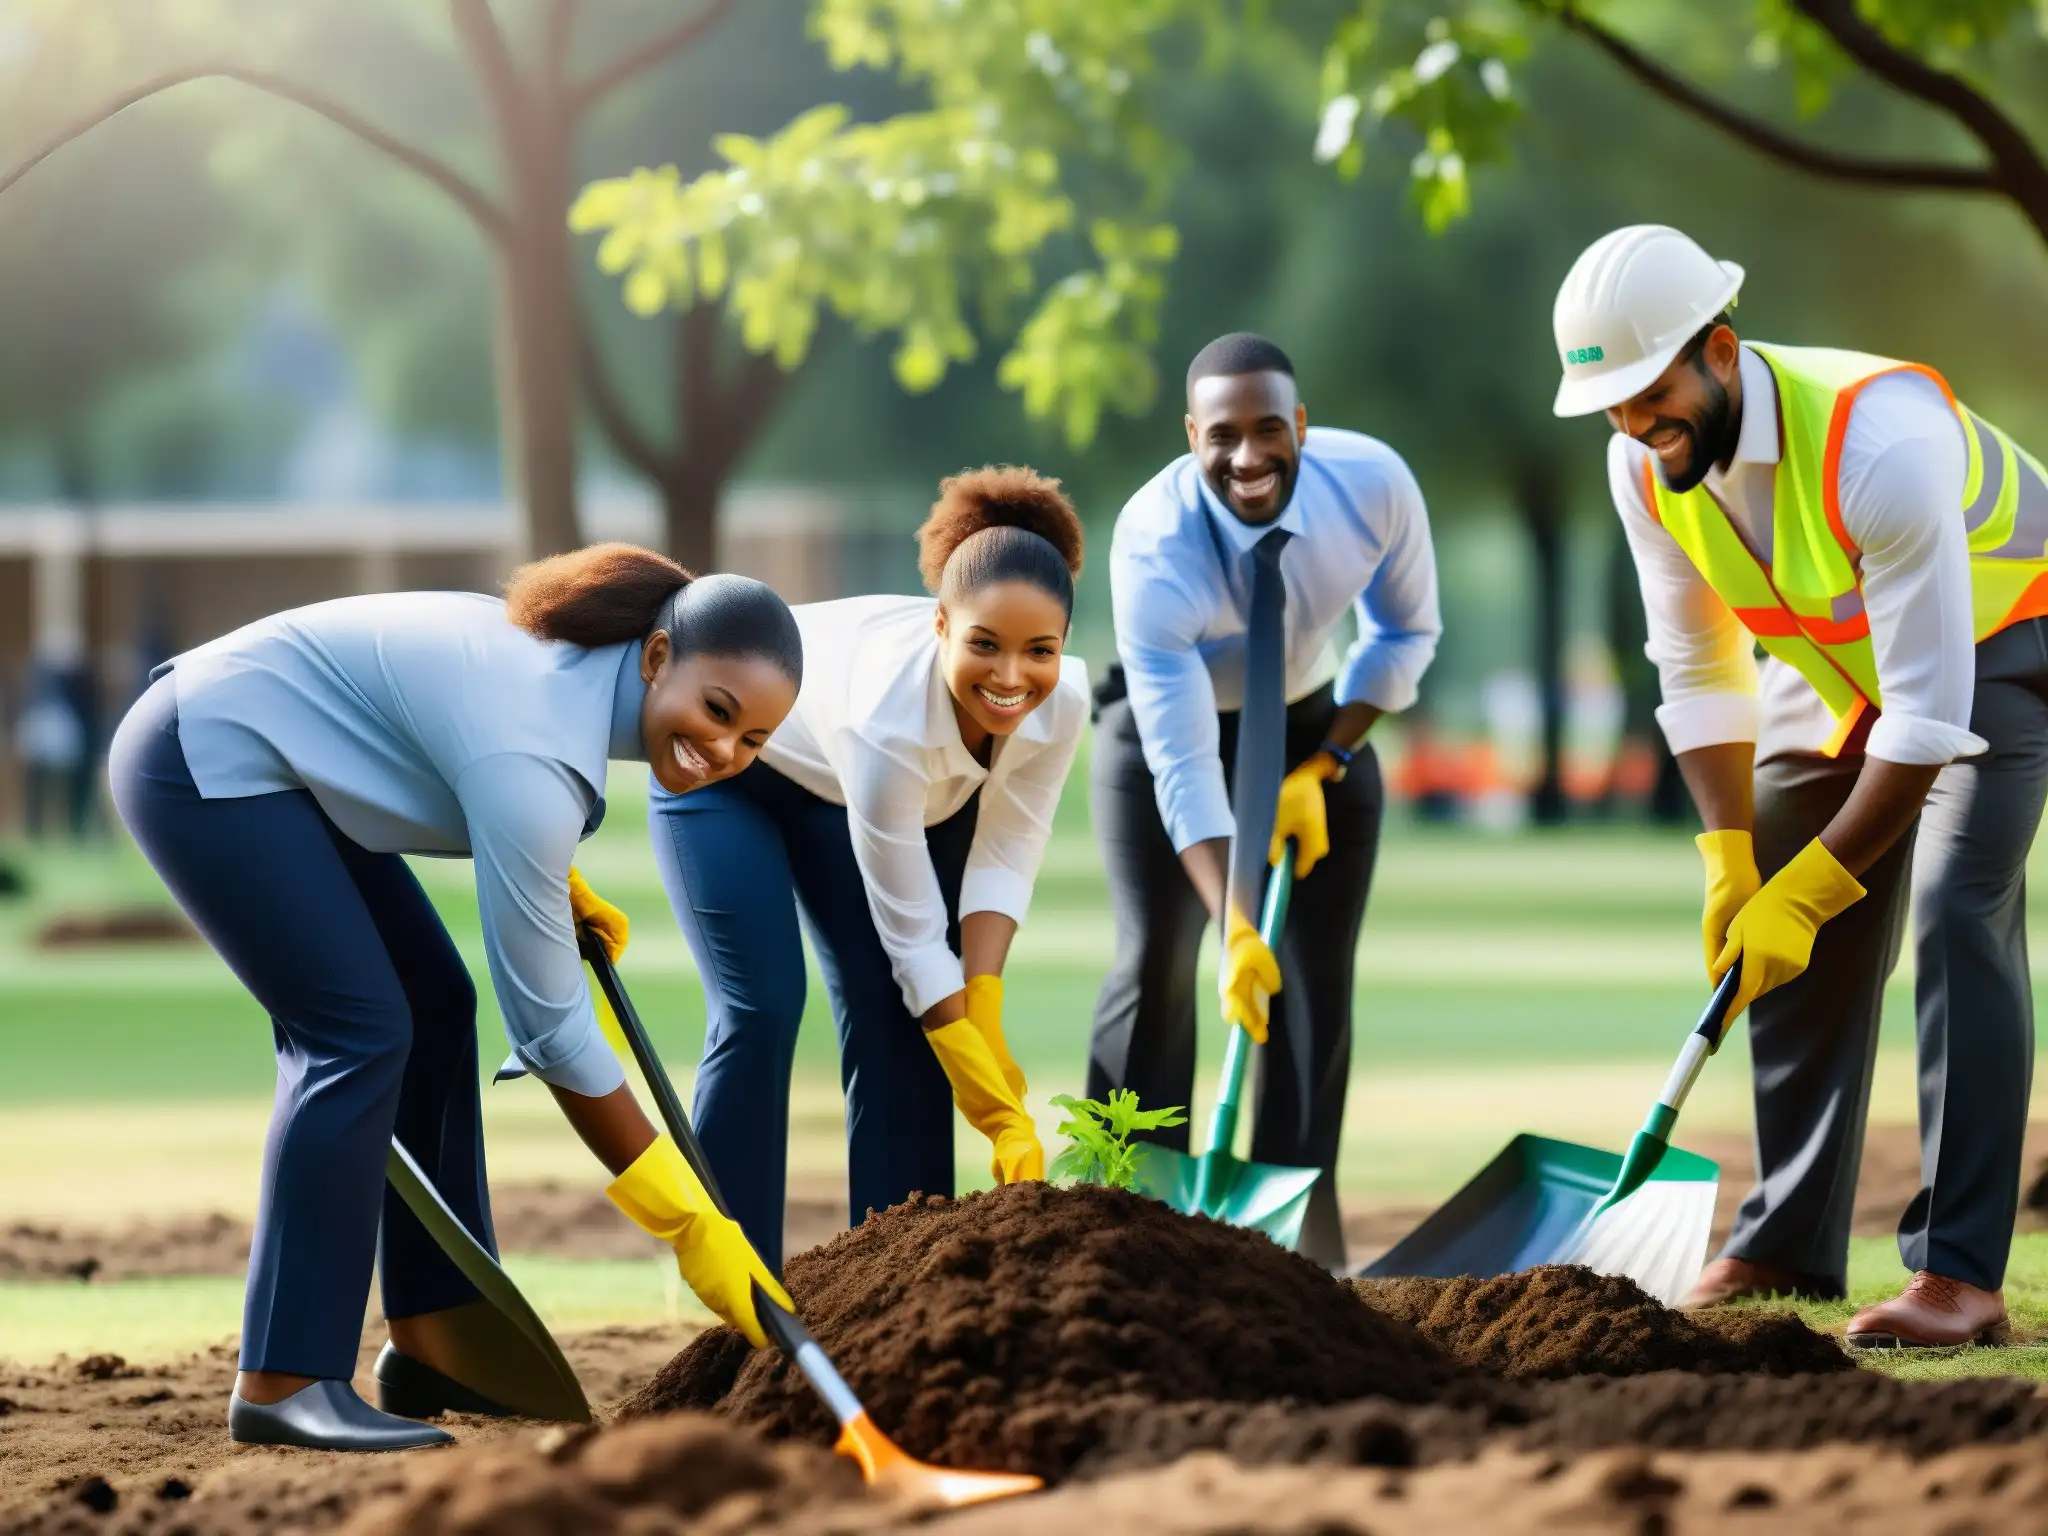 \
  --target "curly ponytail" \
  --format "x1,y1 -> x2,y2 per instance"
504,542 -> 803,684
916,466 -> 1085,622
